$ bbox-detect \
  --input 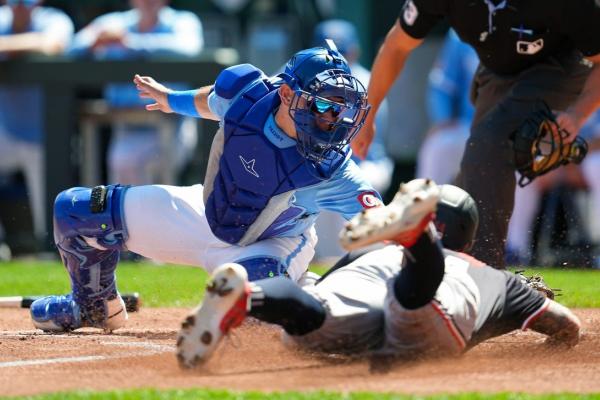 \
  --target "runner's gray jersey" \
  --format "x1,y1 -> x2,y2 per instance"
289,245 -> 546,356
